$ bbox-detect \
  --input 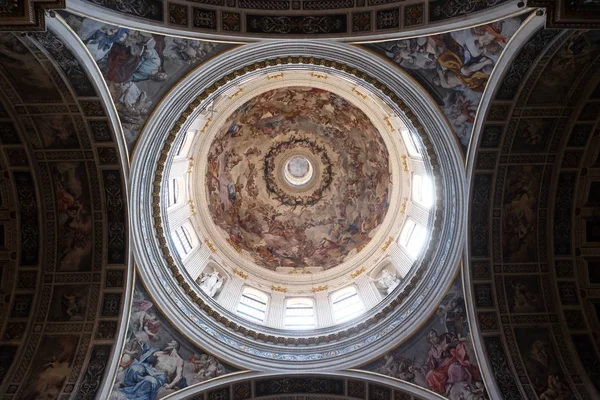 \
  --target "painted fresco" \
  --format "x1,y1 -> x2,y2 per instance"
60,12 -> 234,151
0,34 -> 62,102
514,328 -> 573,398
528,31 -> 600,104
364,17 -> 522,149
502,165 -> 542,263
47,284 -> 91,321
504,276 -> 544,313
32,115 -> 80,149
361,276 -> 485,400
21,335 -> 80,400
110,280 -> 236,400
51,162 -> 93,272
206,87 -> 391,270
510,118 -> 557,153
